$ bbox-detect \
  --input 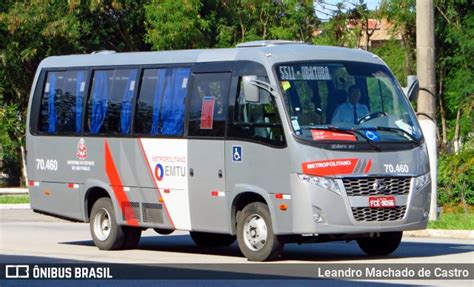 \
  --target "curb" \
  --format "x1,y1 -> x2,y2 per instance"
0,188 -> 28,196
0,203 -> 30,210
404,229 -> 474,240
